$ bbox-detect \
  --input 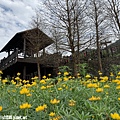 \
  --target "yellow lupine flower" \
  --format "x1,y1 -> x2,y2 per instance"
0,106 -> 2,111
58,78 -> 62,81
96,88 -> 103,92
58,87 -> 62,91
50,99 -> 60,104
89,96 -> 101,101
69,100 -> 76,106
35,104 -> 47,112
98,71 -> 102,75
118,72 -> 120,75
116,86 -> 120,90
40,80 -> 46,84
34,76 -> 38,79
15,77 -> 20,80
118,98 -> 120,100
104,84 -> 110,88
26,93 -> 32,97
48,74 -> 51,77
32,82 -> 37,86
40,86 -> 46,90
20,103 -> 31,109
17,72 -> 21,76
2,79 -> 8,83
111,113 -> 120,119
85,74 -> 91,78
25,84 -> 32,87
64,72 -> 69,76
58,72 -> 61,75
63,77 -> 68,81
87,83 -> 98,88
43,75 -> 46,79
110,72 -> 114,77
49,112 -> 56,117
20,87 -> 30,94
